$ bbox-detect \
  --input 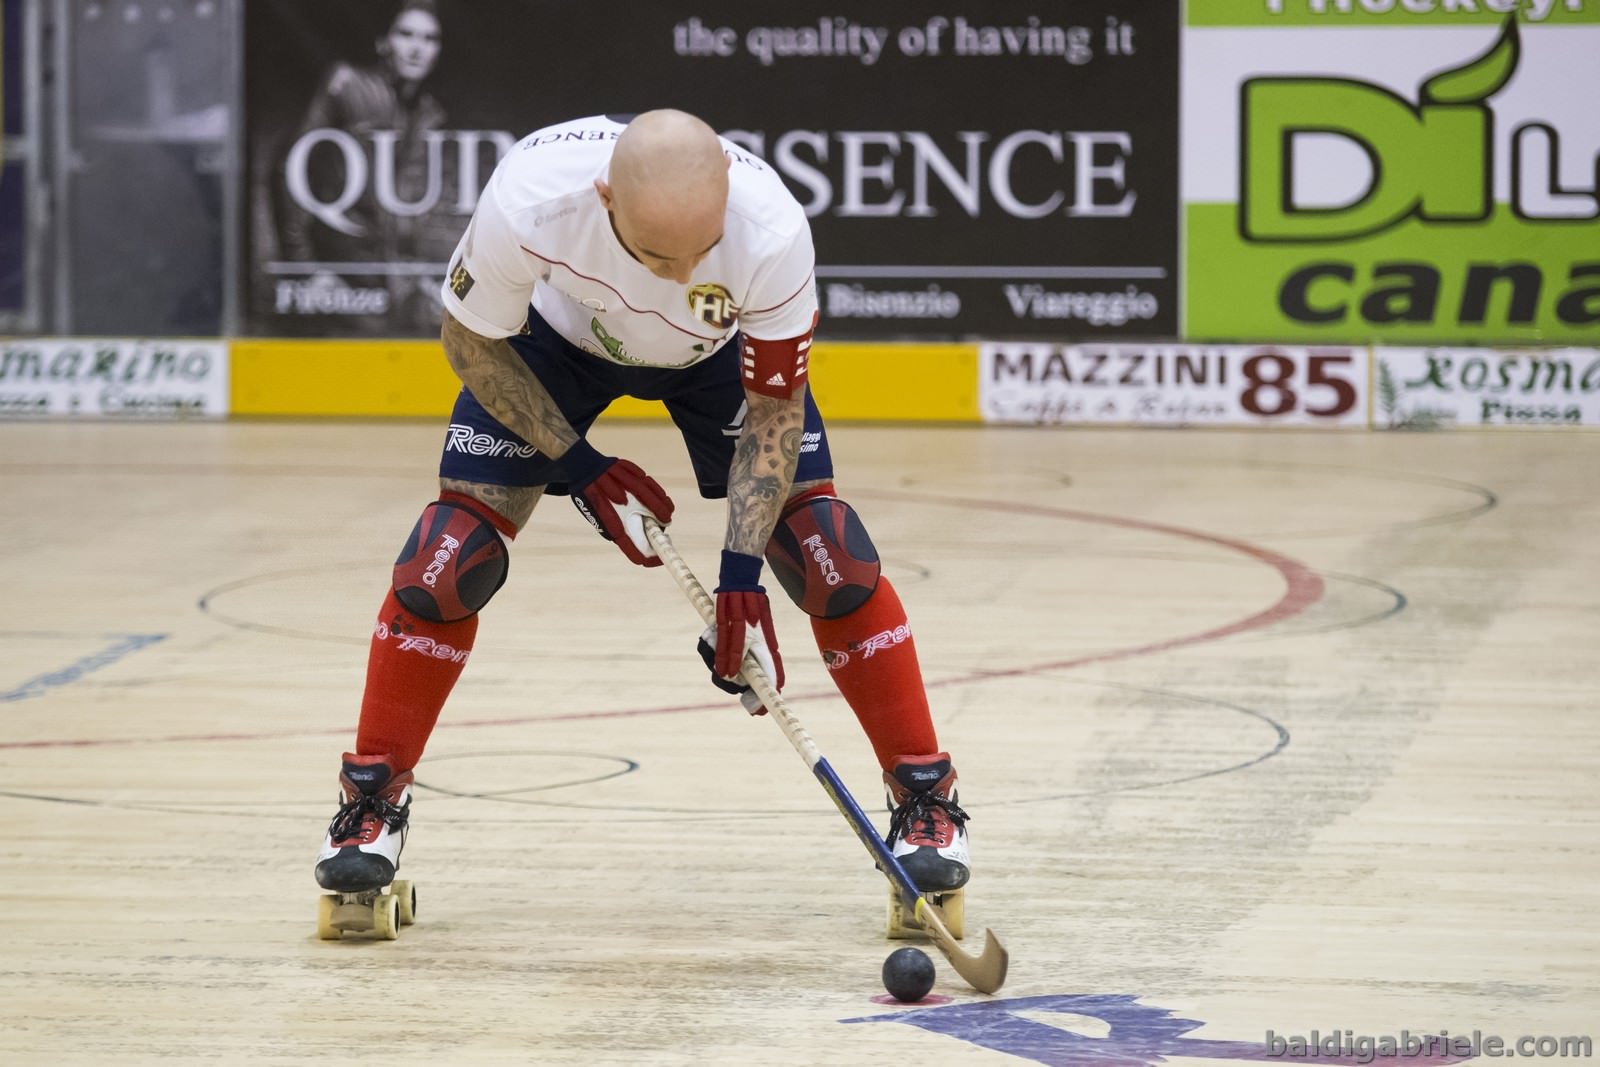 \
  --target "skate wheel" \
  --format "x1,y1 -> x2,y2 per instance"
886,884 -> 917,940
391,880 -> 417,925
316,895 -> 342,940
372,891 -> 401,940
885,884 -> 966,940
937,888 -> 966,940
